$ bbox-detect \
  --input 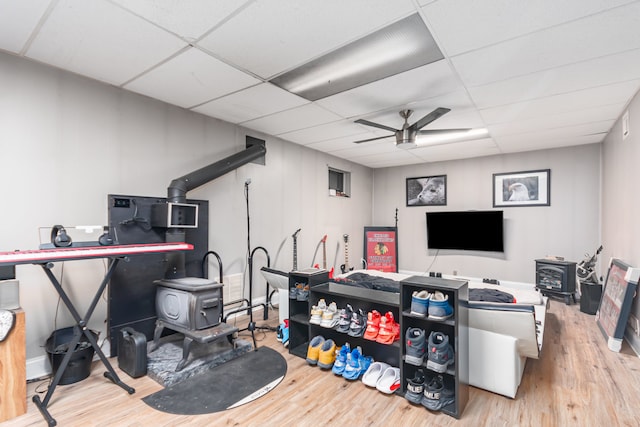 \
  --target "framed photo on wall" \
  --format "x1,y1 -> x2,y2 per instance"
406,175 -> 446,206
363,226 -> 398,273
493,169 -> 550,207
